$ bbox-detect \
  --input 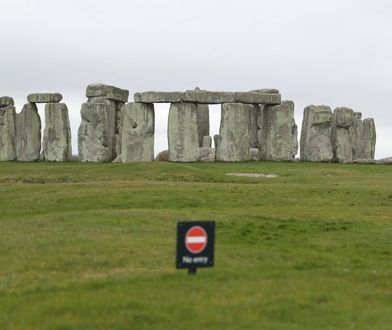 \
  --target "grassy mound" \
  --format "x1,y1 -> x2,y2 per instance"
0,161 -> 391,329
